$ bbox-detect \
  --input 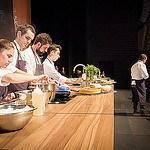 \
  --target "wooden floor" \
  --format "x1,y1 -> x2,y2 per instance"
115,89 -> 150,150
